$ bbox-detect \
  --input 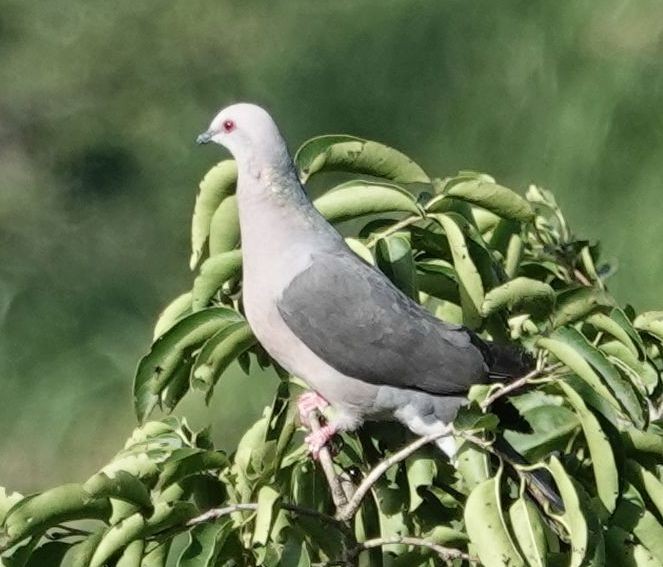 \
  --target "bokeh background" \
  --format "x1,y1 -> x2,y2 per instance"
2,0 -> 663,492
